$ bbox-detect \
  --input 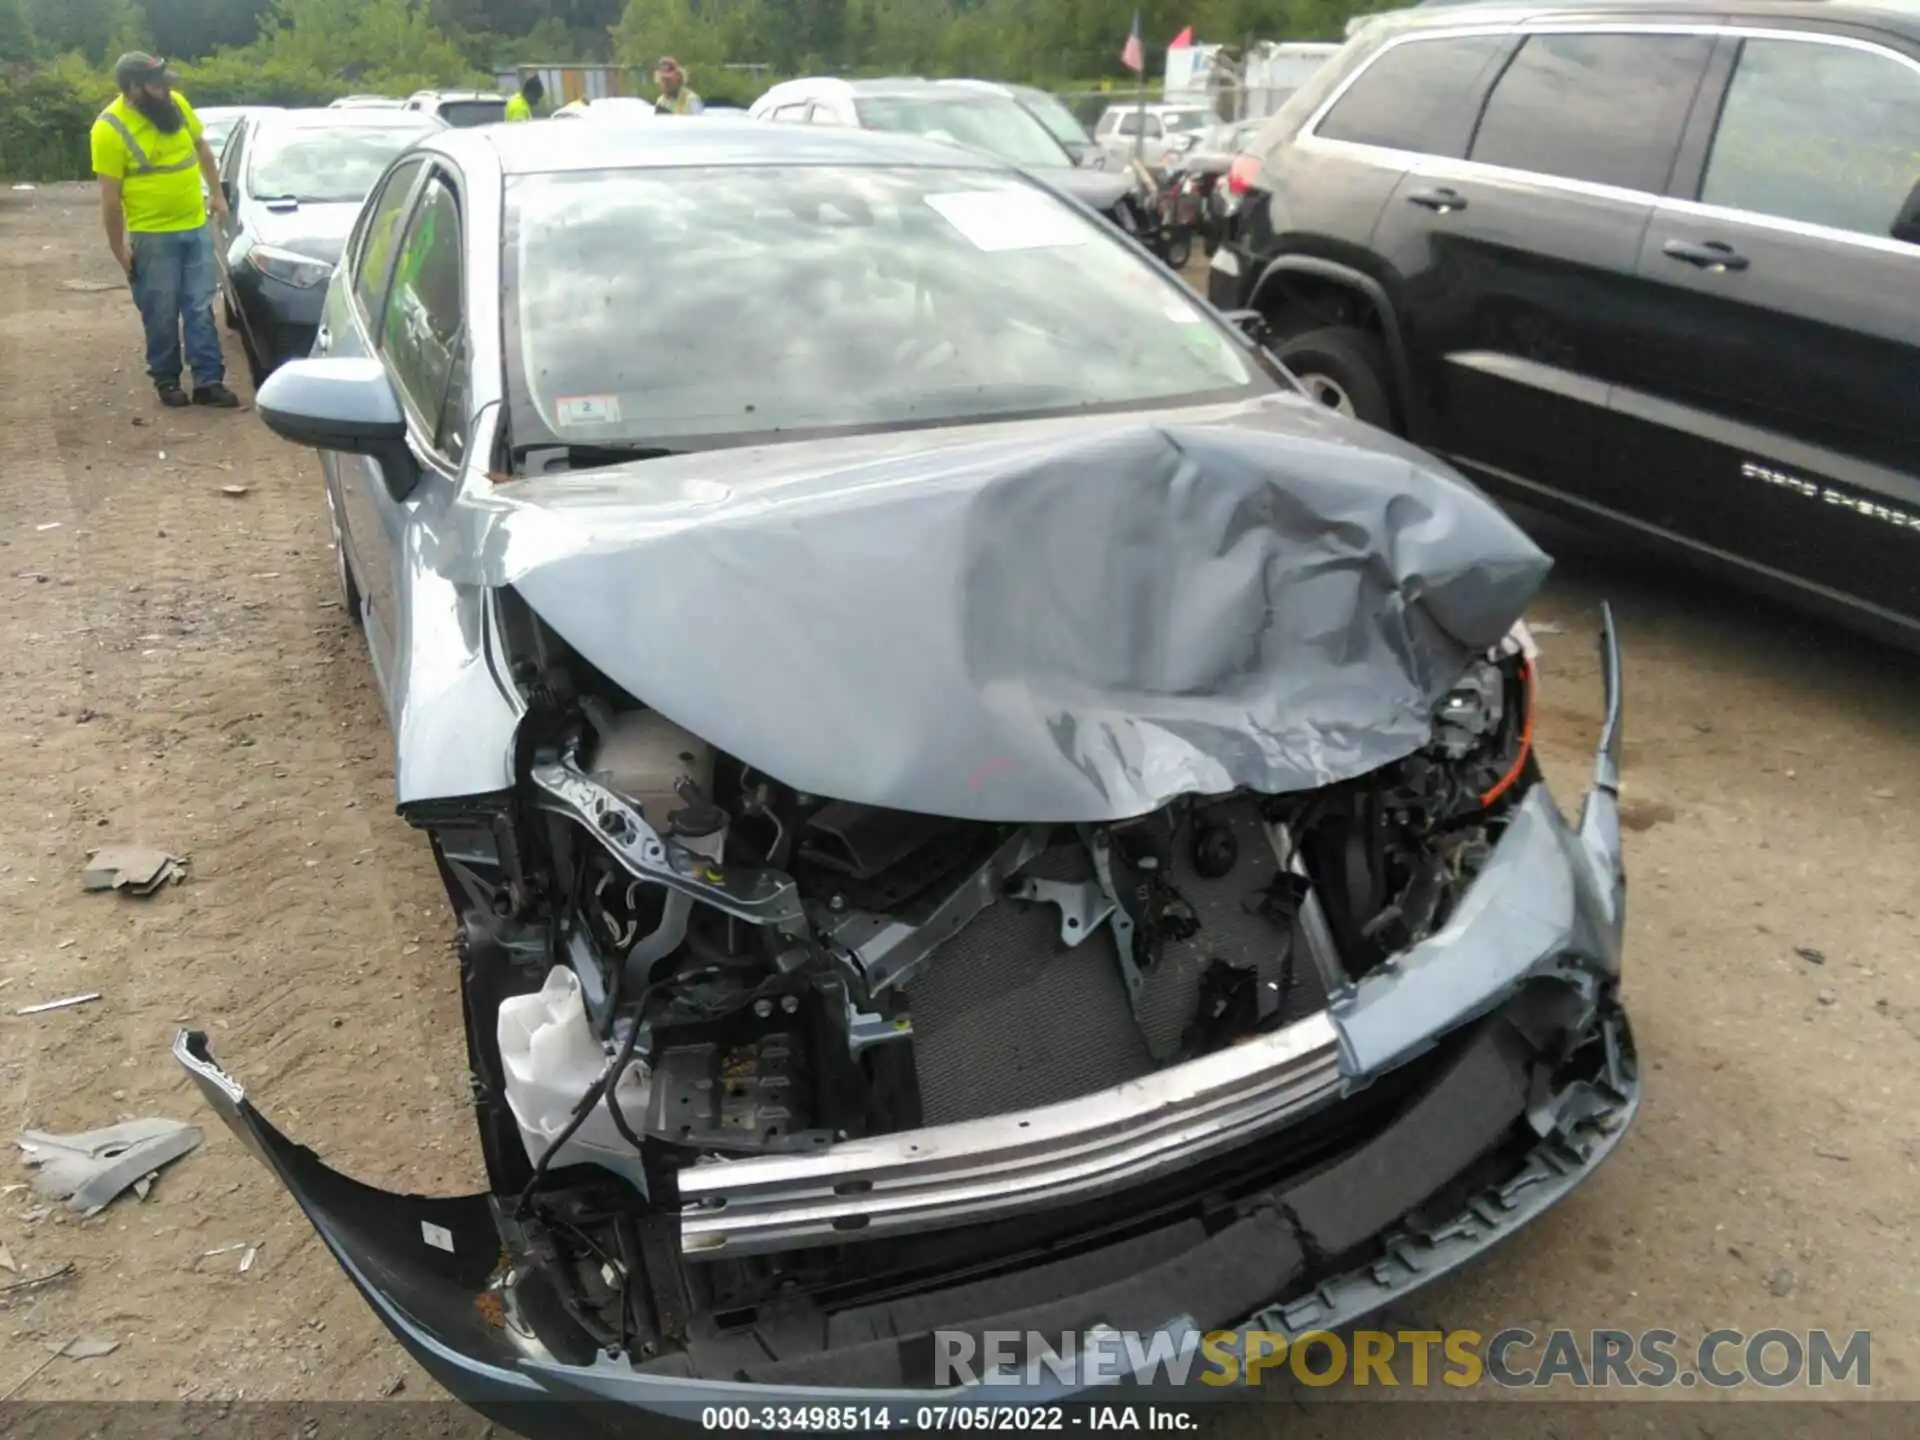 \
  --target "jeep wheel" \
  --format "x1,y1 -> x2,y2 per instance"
1274,326 -> 1396,431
